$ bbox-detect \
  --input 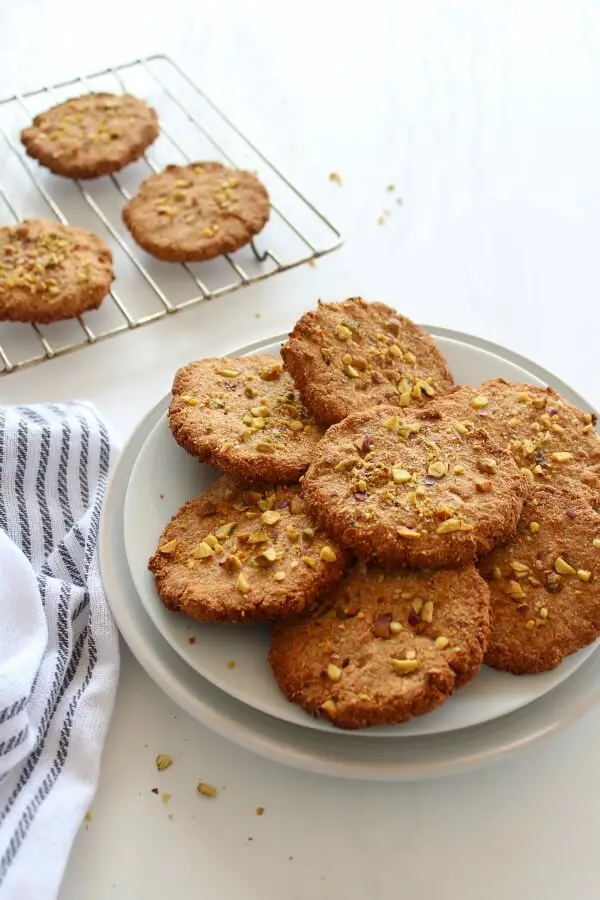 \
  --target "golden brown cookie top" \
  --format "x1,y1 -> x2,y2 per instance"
0,219 -> 114,324
148,476 -> 349,623
268,562 -> 491,729
479,484 -> 600,673
280,298 -> 454,425
168,354 -> 325,483
301,404 -> 529,568
21,92 -> 159,179
122,162 -> 270,262
440,380 -> 600,508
